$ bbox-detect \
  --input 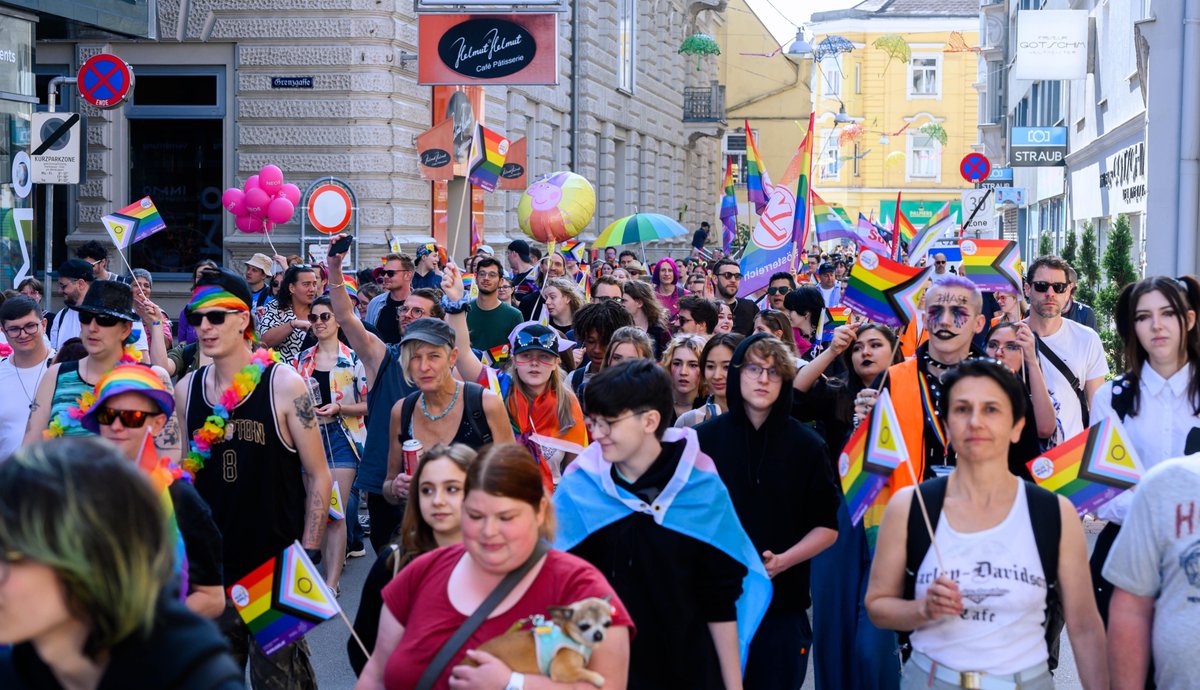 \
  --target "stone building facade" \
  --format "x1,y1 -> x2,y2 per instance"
22,0 -> 726,304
